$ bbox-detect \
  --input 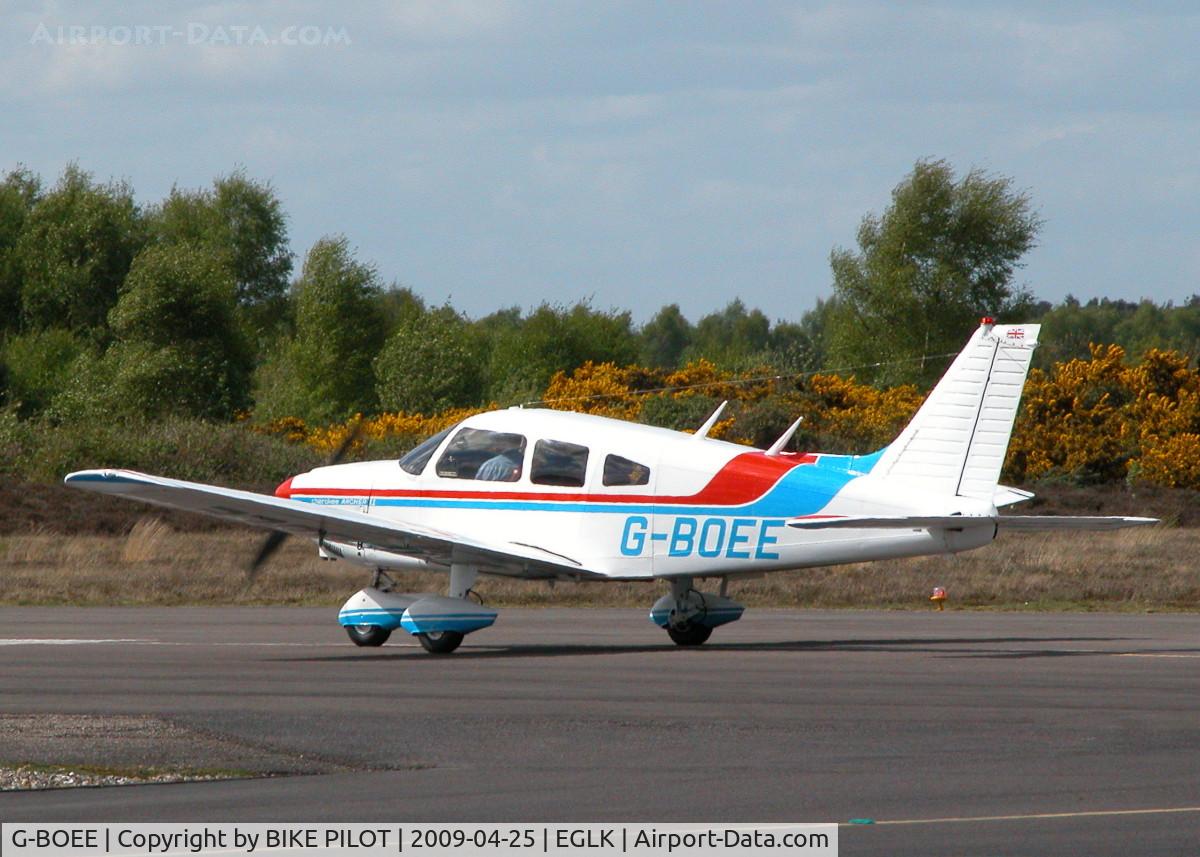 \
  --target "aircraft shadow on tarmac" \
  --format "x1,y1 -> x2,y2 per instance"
283,635 -> 1145,662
